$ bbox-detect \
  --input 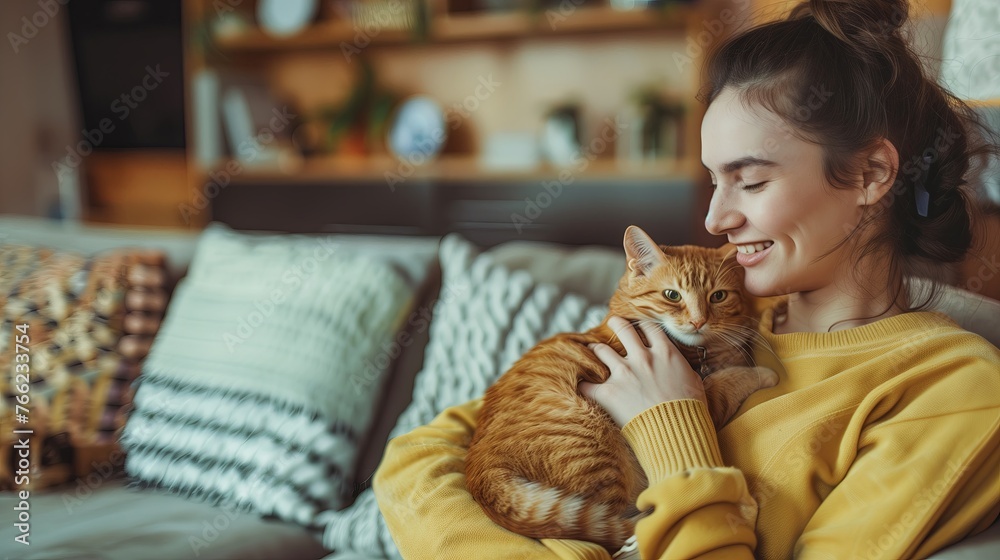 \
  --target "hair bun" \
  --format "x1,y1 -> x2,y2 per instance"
789,0 -> 910,58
